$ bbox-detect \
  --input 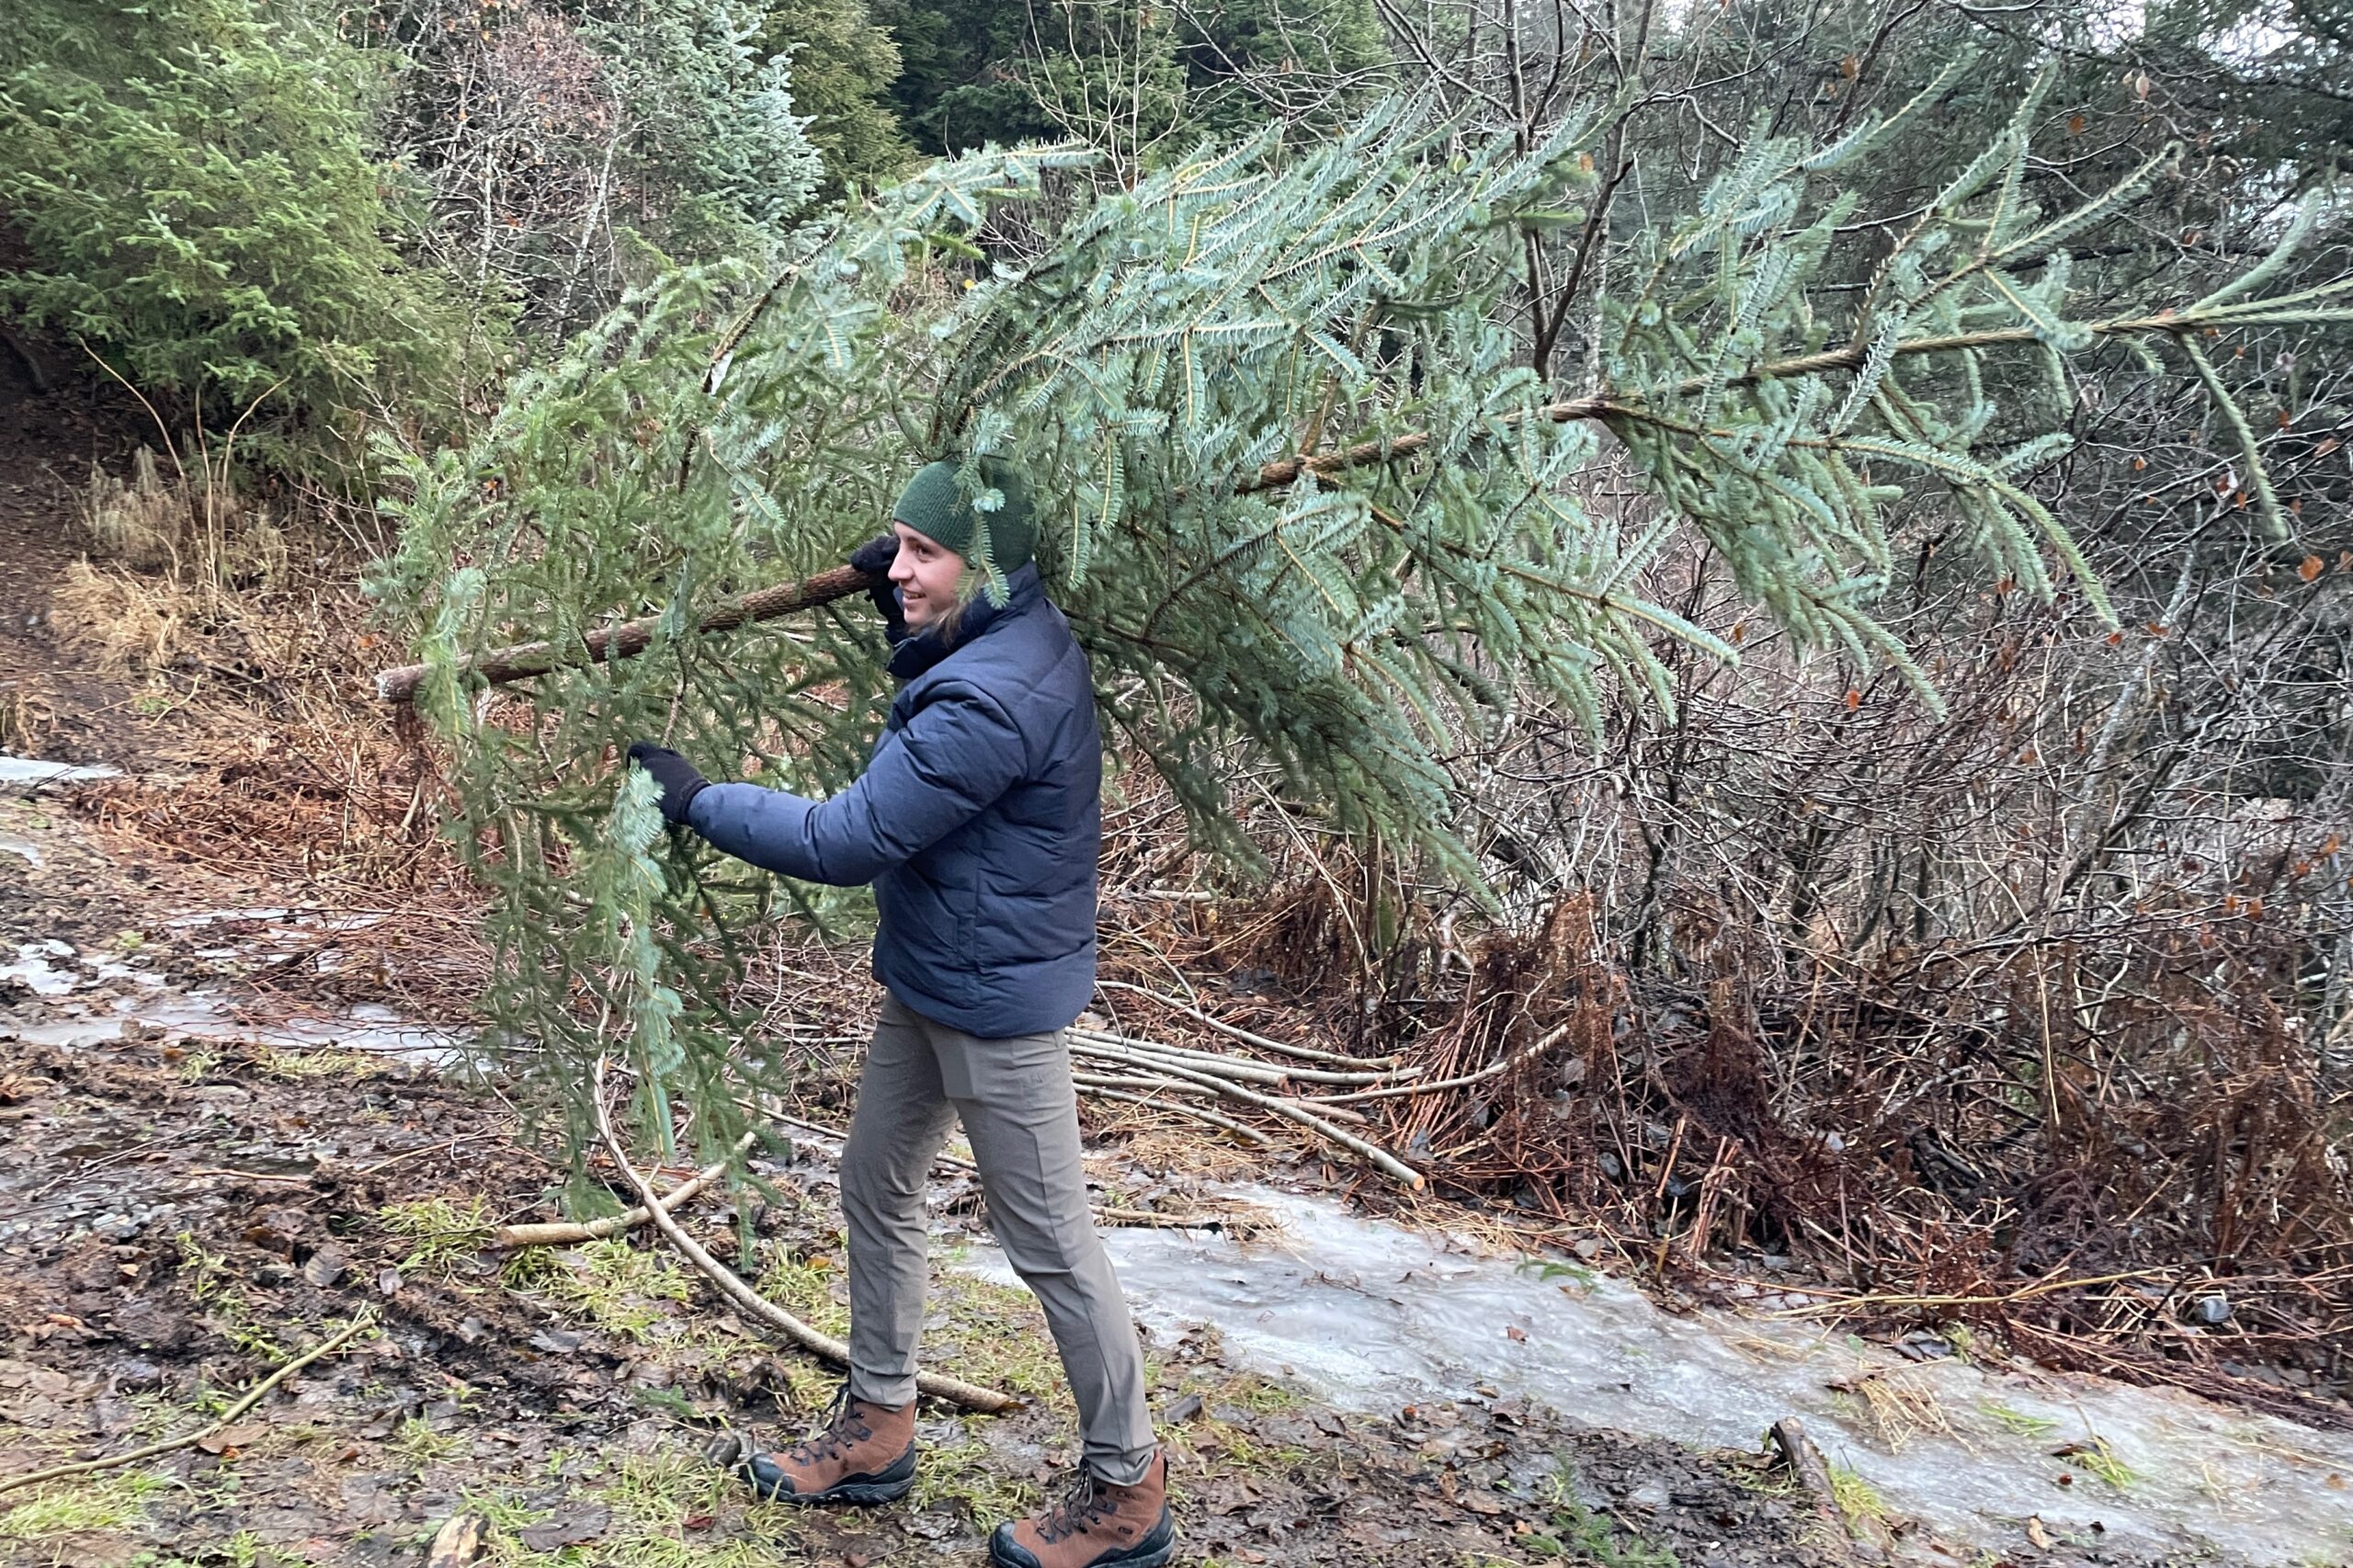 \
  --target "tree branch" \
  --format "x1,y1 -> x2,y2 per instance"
588,1061 -> 1017,1414
376,313 -> 2199,703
